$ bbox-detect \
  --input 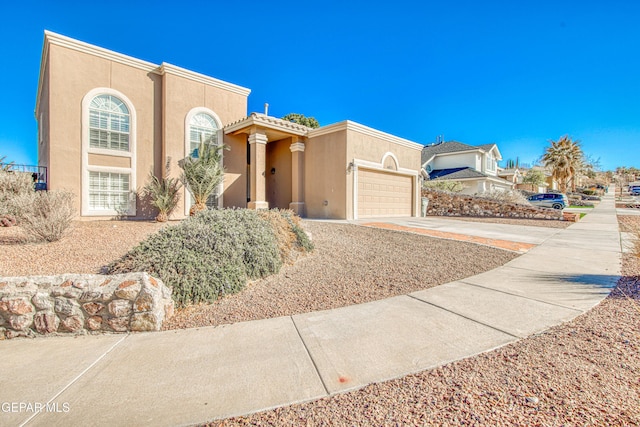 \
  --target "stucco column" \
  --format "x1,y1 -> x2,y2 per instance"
289,140 -> 305,216
248,131 -> 269,210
